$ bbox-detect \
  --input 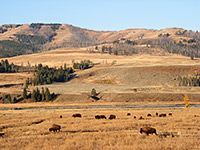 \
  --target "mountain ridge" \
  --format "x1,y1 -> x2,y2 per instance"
0,23 -> 199,58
